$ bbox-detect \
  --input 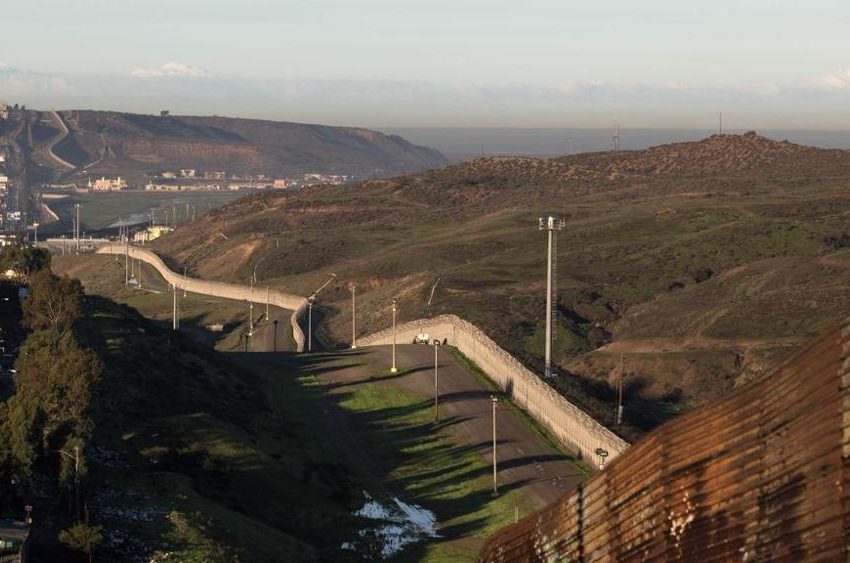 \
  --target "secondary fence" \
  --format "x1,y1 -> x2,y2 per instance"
478,321 -> 850,561
358,314 -> 629,469
96,244 -> 309,352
